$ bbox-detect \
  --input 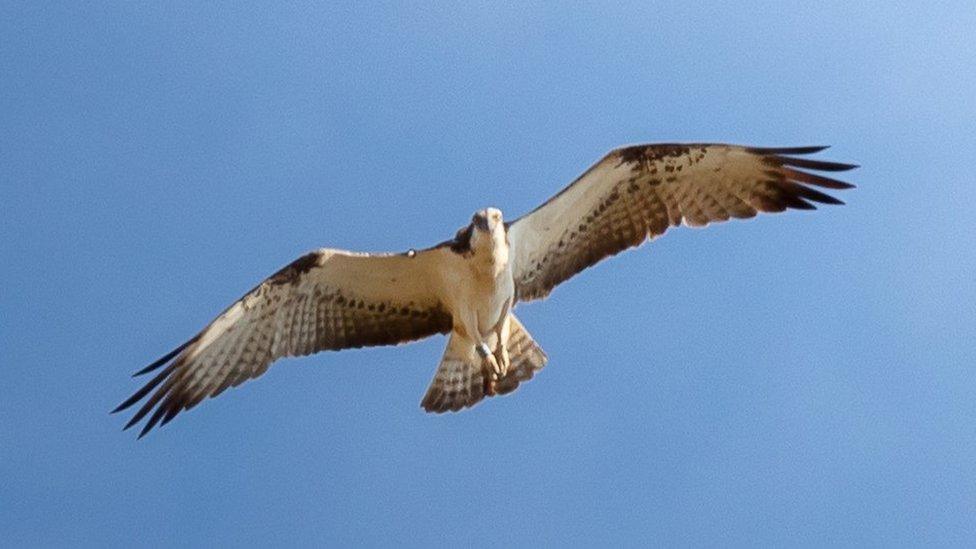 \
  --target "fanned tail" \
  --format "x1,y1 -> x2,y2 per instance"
421,314 -> 548,413
494,315 -> 547,395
